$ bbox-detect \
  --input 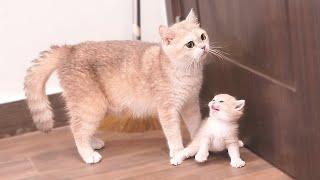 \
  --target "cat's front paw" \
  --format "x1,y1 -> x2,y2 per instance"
230,158 -> 245,168
195,152 -> 208,163
170,155 -> 184,166
81,151 -> 102,164
169,147 -> 183,158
